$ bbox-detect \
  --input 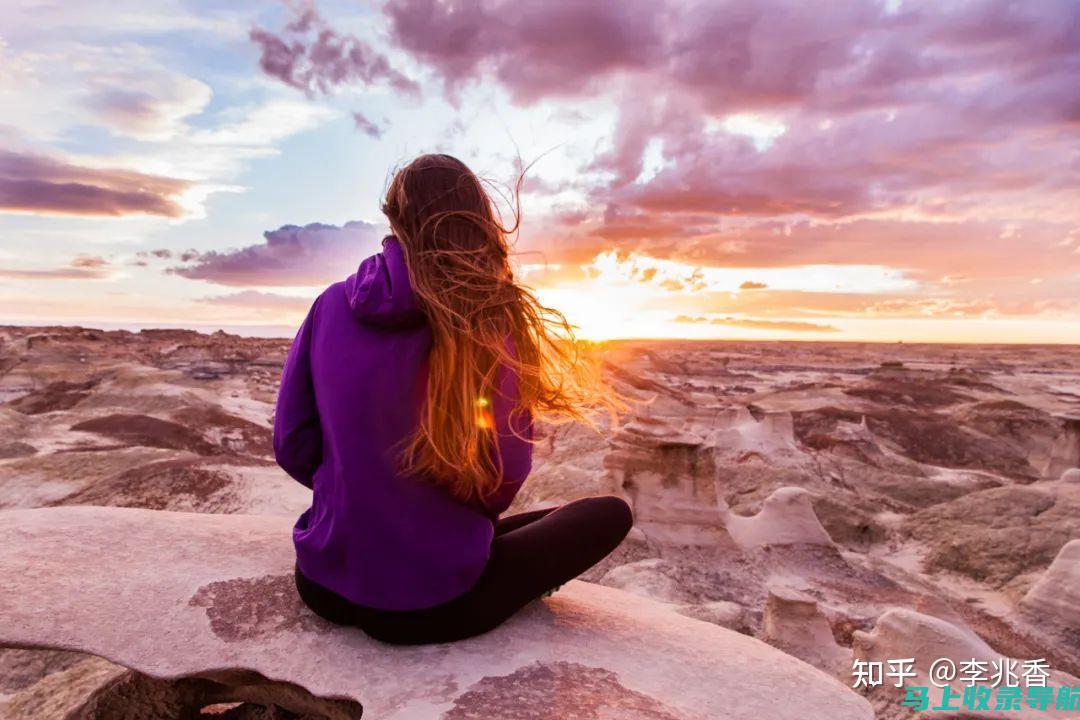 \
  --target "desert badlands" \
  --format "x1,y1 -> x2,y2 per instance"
0,325 -> 1077,719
